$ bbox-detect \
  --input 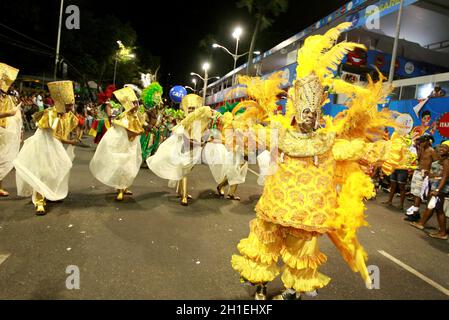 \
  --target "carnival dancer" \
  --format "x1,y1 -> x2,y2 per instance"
89,87 -> 144,201
0,63 -> 22,197
14,81 -> 79,215
147,94 -> 215,206
140,82 -> 164,161
89,85 -> 116,144
204,104 -> 248,201
229,23 -> 401,300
